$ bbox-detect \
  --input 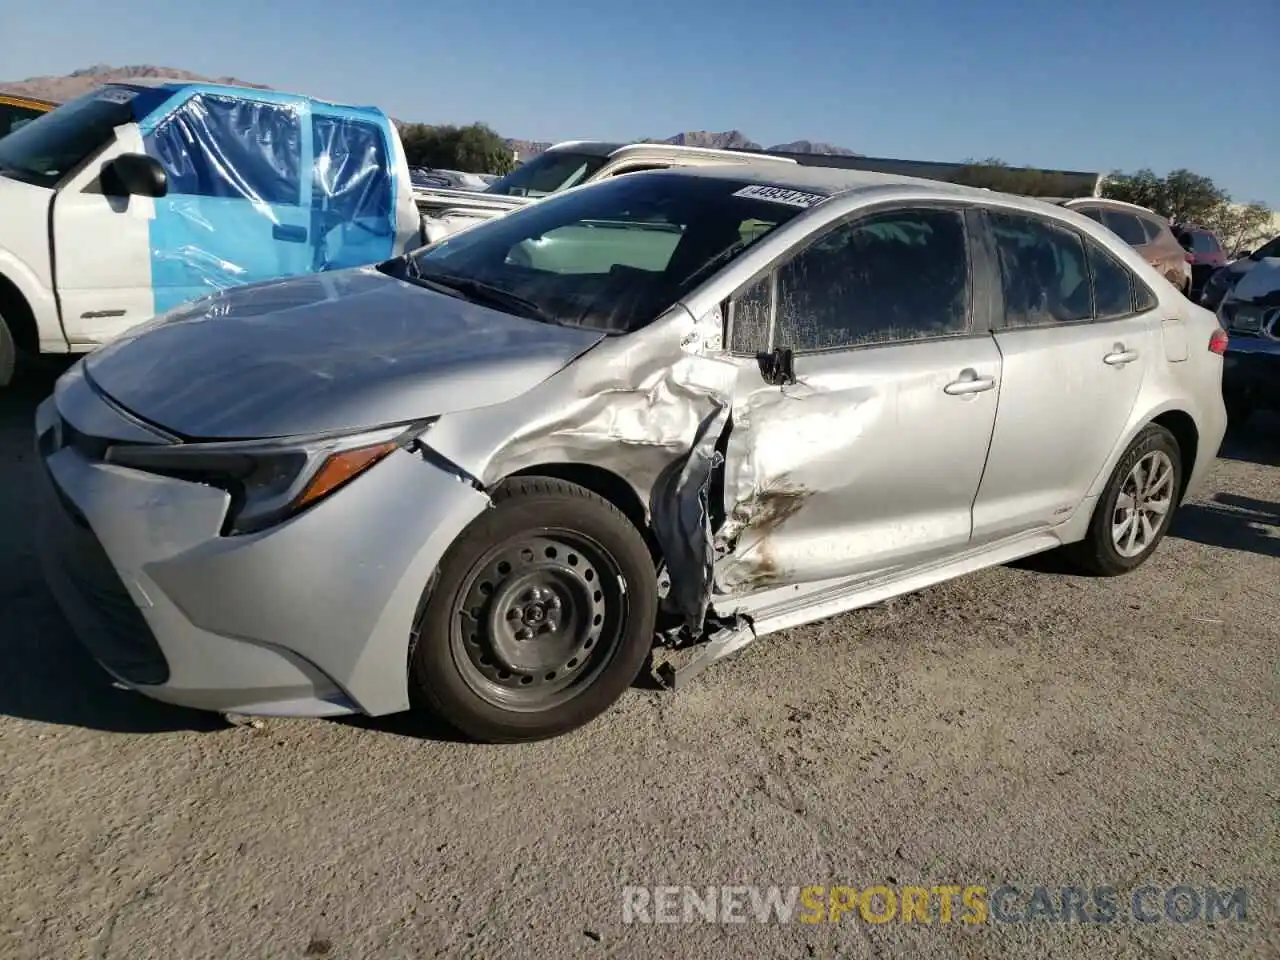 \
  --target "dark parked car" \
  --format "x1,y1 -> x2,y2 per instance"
1201,234 -> 1280,311
1174,225 -> 1227,299
1216,258 -> 1280,424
